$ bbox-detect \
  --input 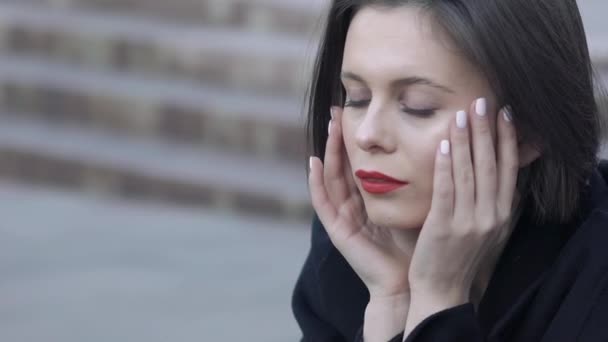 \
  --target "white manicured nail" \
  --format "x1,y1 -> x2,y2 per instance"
440,140 -> 450,155
328,121 -> 332,135
503,106 -> 512,122
309,157 -> 313,171
476,98 -> 487,116
456,110 -> 467,129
